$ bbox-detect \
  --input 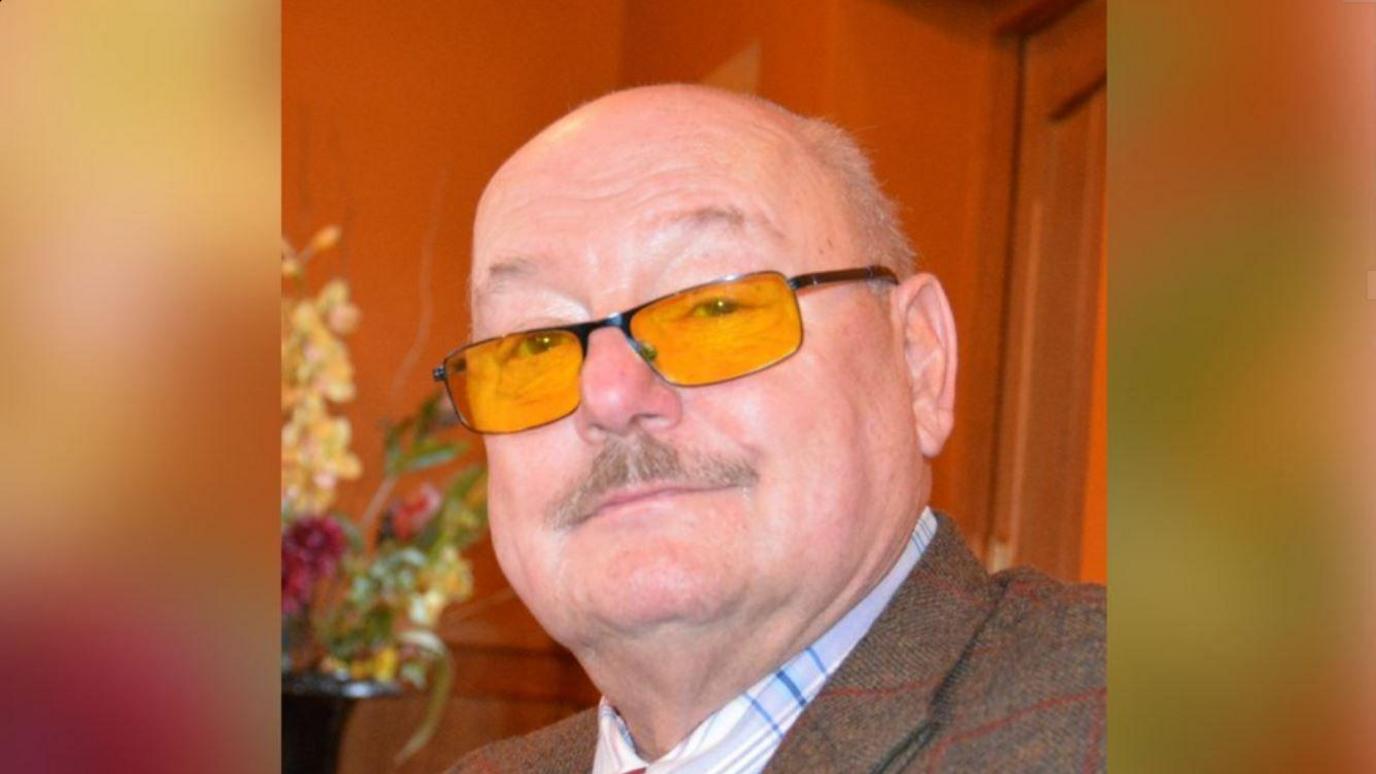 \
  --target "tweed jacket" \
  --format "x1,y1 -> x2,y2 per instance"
449,513 -> 1106,772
